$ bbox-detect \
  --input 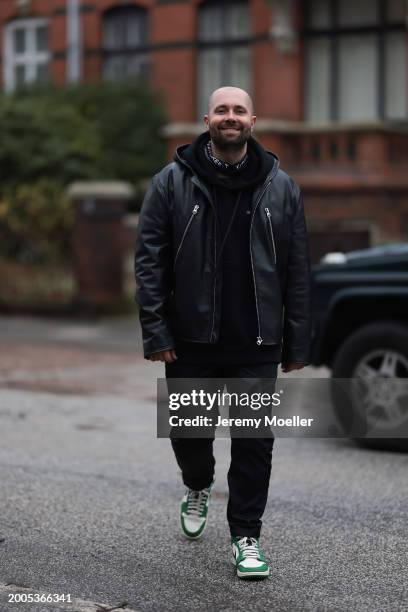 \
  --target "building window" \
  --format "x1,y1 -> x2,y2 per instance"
3,18 -> 50,92
304,0 -> 407,122
102,6 -> 149,81
197,0 -> 252,118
